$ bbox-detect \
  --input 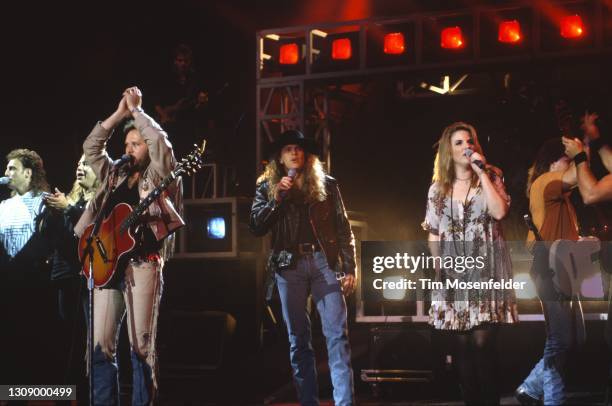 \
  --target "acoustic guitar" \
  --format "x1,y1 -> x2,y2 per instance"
524,214 -> 601,298
79,142 -> 205,287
